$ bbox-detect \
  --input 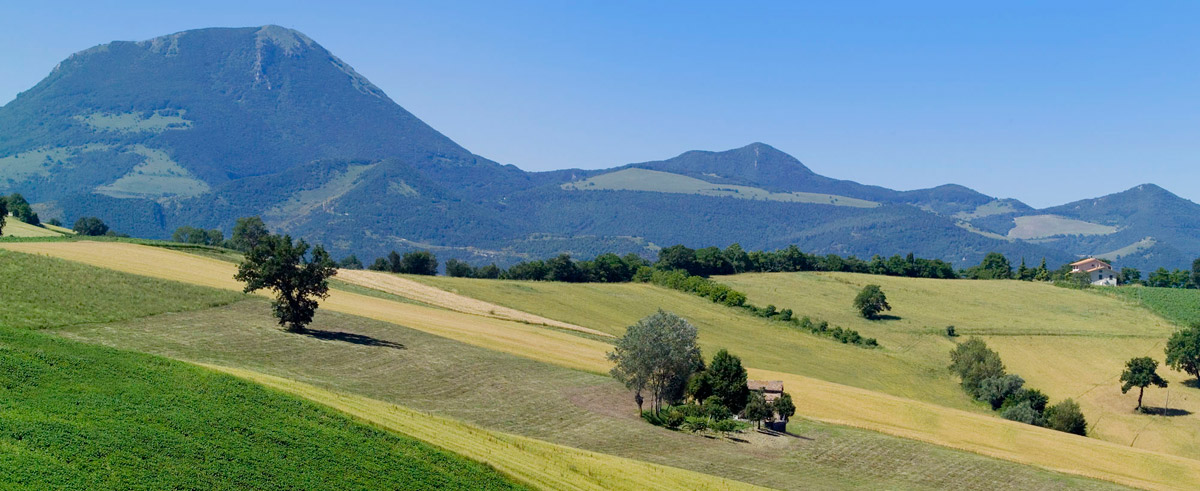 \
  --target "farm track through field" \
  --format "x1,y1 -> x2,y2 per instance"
202,363 -> 765,491
6,241 -> 1200,490
336,269 -> 610,337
